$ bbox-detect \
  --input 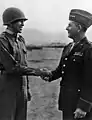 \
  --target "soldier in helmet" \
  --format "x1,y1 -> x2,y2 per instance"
41,9 -> 92,120
0,7 -> 49,120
